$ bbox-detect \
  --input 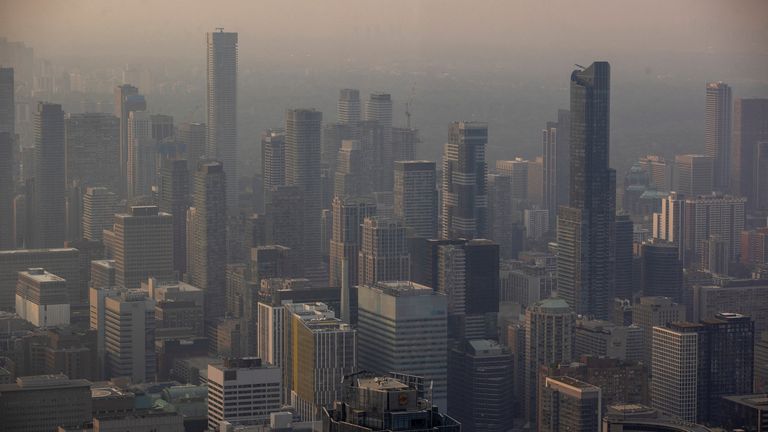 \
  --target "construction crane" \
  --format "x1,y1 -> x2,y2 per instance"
404,85 -> 416,129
